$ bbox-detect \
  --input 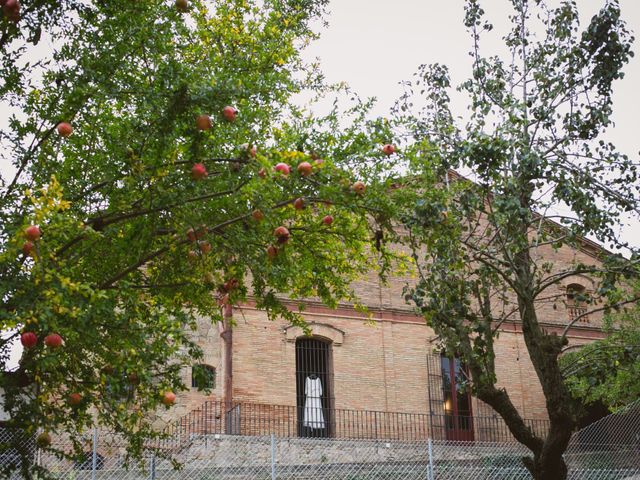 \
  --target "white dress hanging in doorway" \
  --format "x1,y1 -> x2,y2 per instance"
303,376 -> 325,429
